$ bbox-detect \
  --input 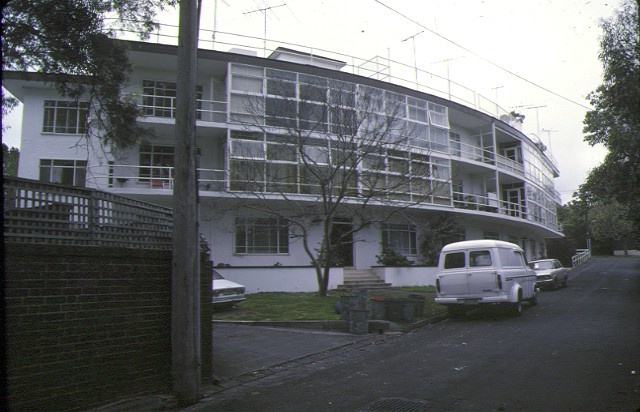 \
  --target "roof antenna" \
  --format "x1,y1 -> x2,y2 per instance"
244,3 -> 286,57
